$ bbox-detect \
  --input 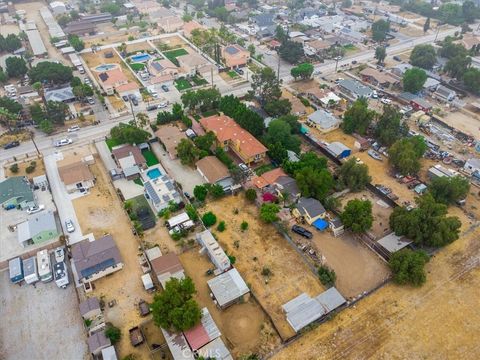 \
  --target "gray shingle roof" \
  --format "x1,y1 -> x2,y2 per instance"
0,176 -> 34,205
296,197 -> 325,218
308,109 -> 340,129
